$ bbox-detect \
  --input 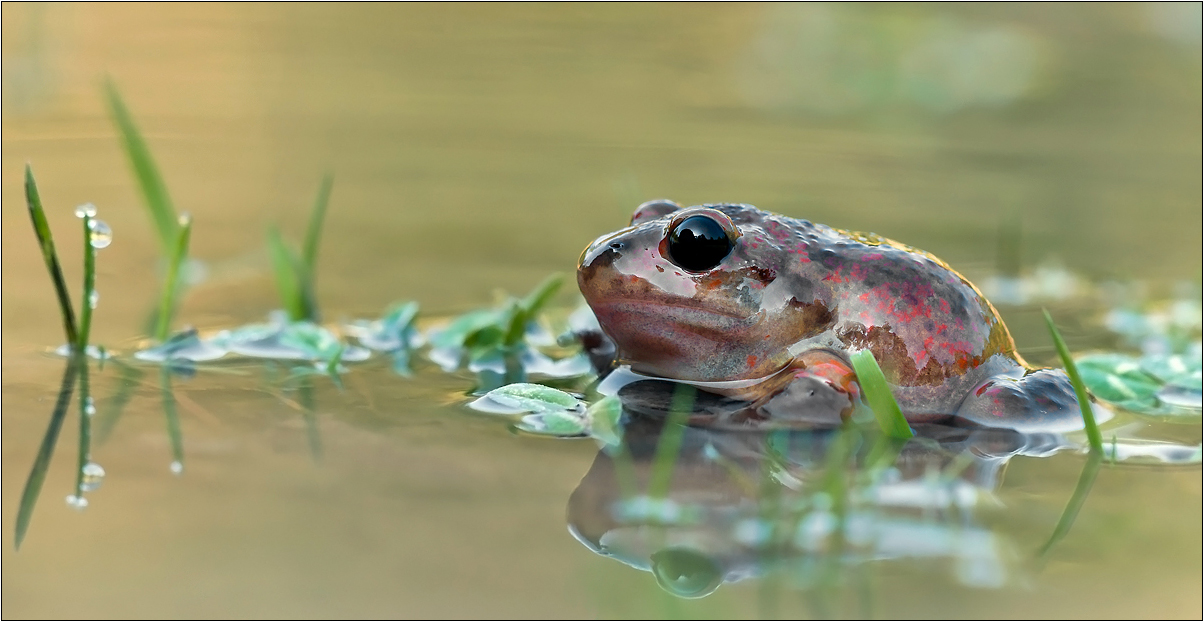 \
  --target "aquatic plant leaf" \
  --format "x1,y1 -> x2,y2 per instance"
849,350 -> 913,439
302,174 -> 334,275
1140,353 -> 1203,391
586,395 -> 624,449
154,214 -> 193,341
1074,352 -> 1201,417
104,80 -> 179,252
516,411 -> 588,437
135,328 -> 227,362
470,382 -> 584,416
